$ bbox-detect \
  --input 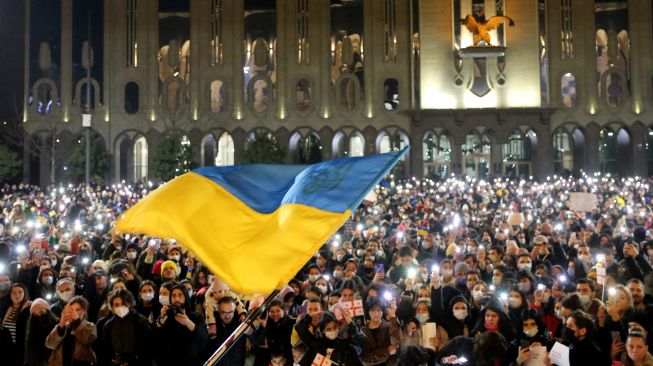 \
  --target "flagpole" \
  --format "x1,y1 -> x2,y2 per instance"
204,290 -> 280,366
